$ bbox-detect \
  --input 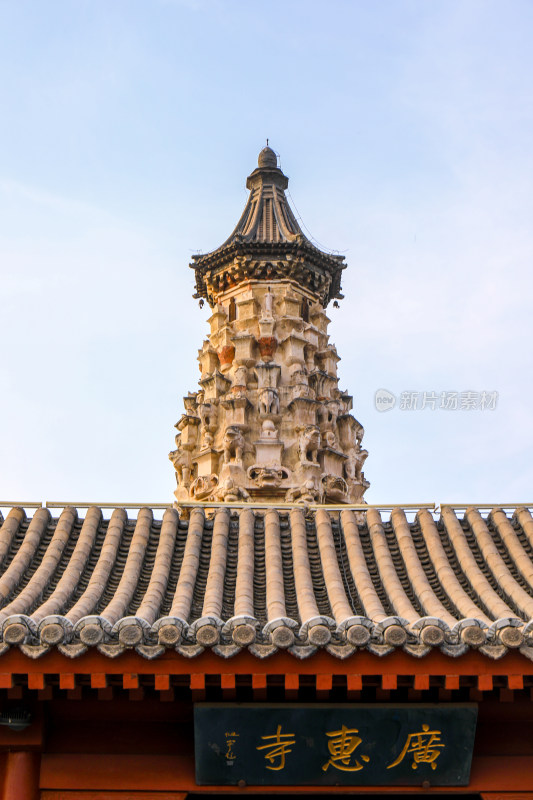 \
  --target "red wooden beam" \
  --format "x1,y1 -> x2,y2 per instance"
2,751 -> 40,800
481,794 -> 533,800
41,792 -> 187,800
347,675 -> 362,691
221,674 -> 235,690
382,674 -> 397,691
190,673 -> 205,701
316,674 -> 332,699
0,648 -> 532,685
221,673 -> 236,700
59,674 -> 75,691
285,673 -> 299,699
91,673 -> 107,689
252,673 -> 267,700
27,673 -> 44,691
122,674 -> 139,690
155,674 -> 170,692
478,675 -> 493,692
0,674 -> 12,689
39,753 -> 533,793
252,674 -> 267,690
413,674 -> 429,691
445,674 -> 460,690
